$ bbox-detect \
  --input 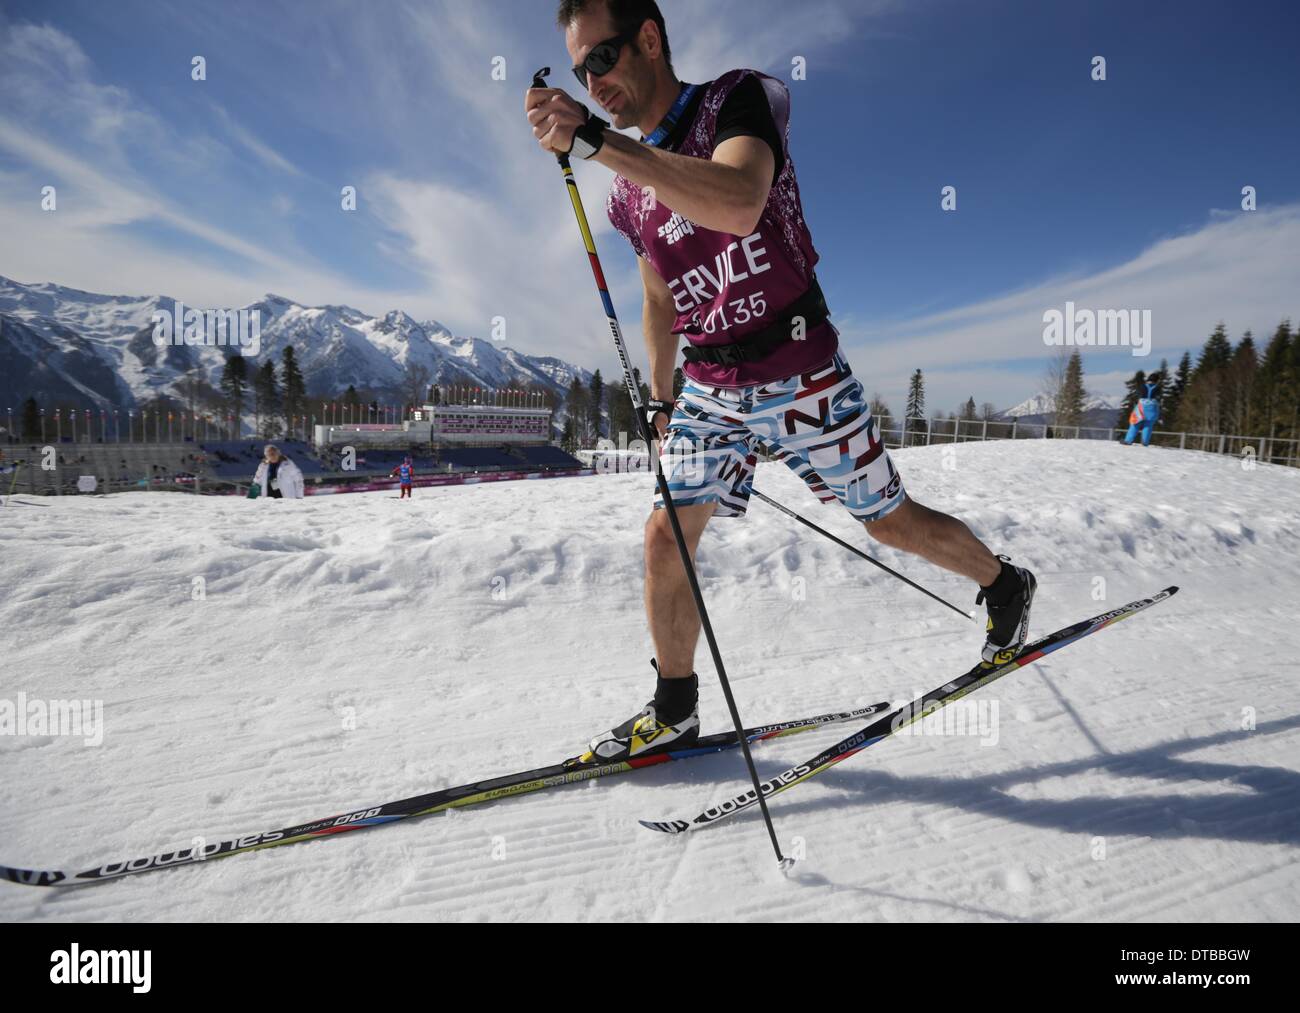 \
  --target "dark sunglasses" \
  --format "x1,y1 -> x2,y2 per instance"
571,29 -> 639,88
